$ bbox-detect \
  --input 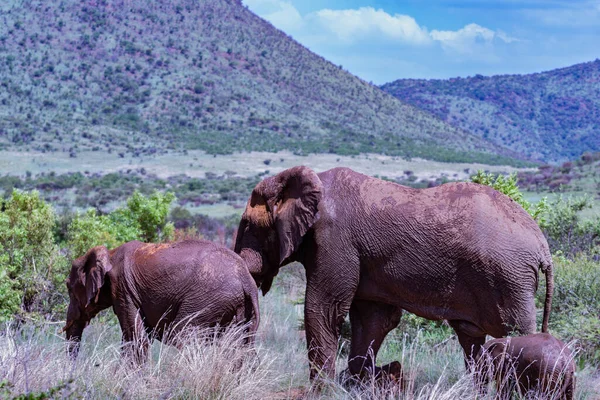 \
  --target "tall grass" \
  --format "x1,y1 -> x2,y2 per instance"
1,270 -> 599,399
0,322 -> 279,399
